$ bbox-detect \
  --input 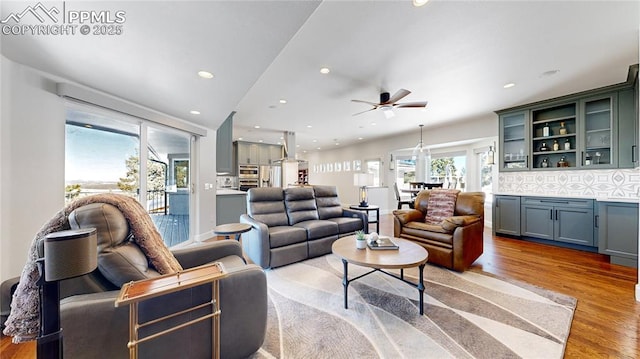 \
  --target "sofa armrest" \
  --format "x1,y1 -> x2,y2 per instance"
441,215 -> 481,232
342,209 -> 368,229
392,209 -> 424,226
171,240 -> 244,269
240,214 -> 271,269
